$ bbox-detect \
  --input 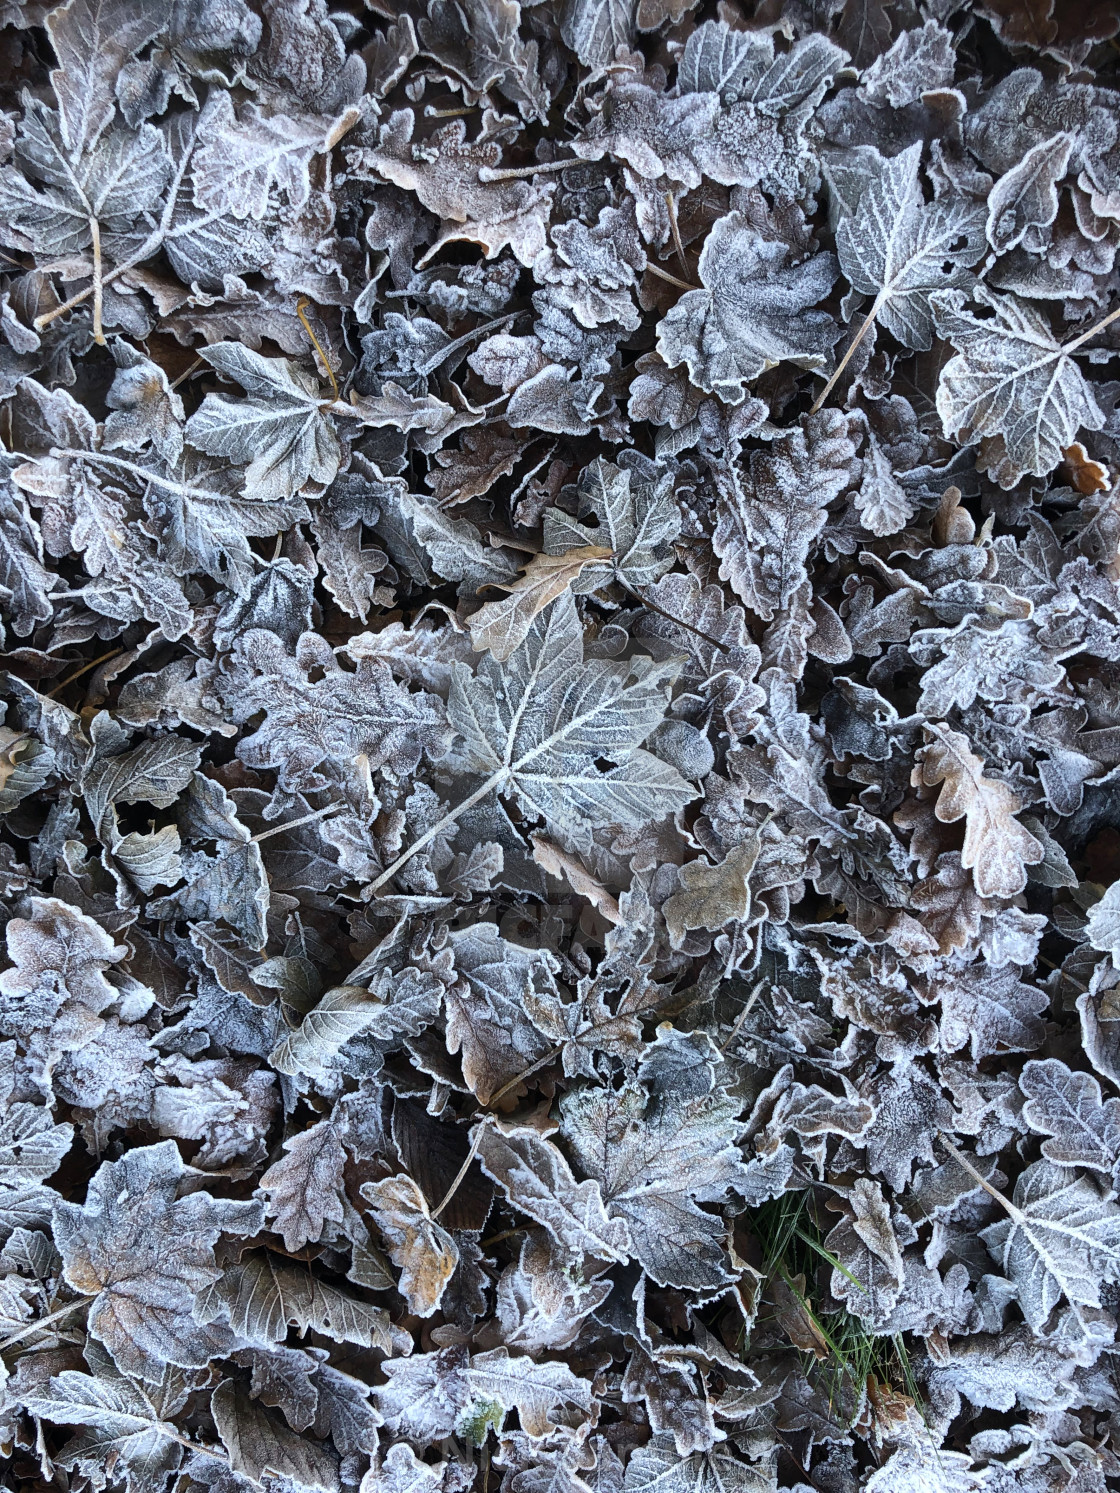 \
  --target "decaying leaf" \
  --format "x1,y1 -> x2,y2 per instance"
3,3 -> 1120,1486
